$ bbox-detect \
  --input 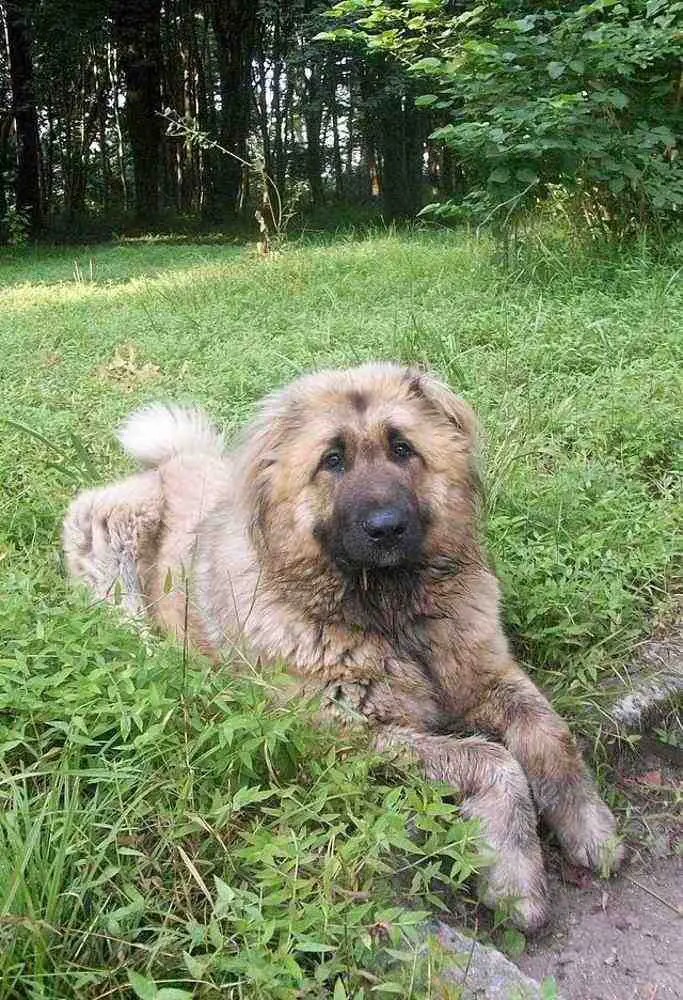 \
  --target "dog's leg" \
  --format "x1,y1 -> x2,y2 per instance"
464,660 -> 623,874
374,726 -> 549,932
63,471 -> 163,616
